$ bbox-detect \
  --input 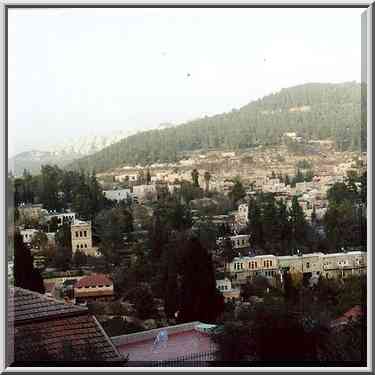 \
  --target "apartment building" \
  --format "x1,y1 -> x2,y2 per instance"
227,251 -> 367,284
